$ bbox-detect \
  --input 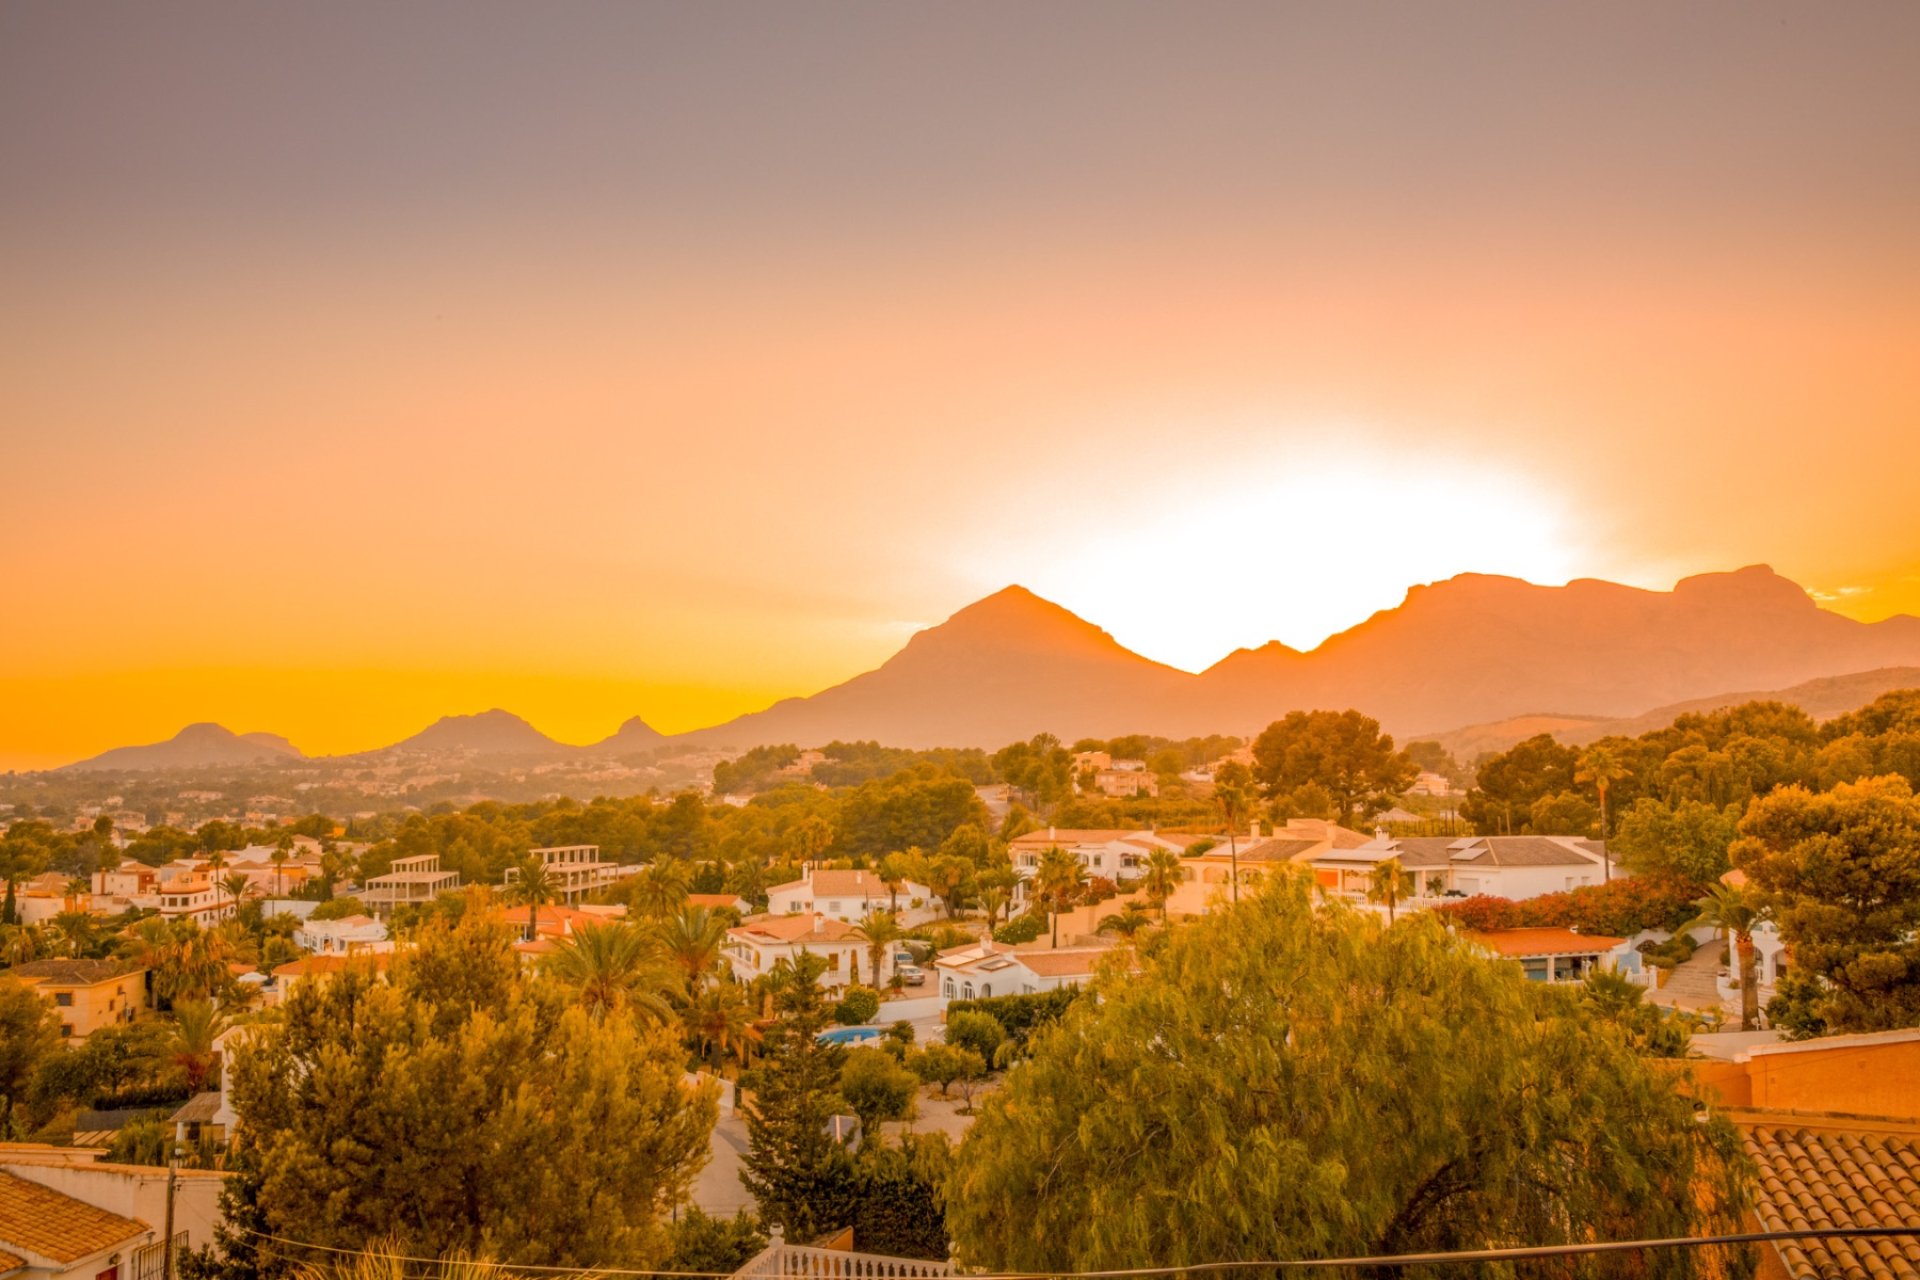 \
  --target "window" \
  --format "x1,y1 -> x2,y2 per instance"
61,1023 -> 75,1037
55,992 -> 74,1007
